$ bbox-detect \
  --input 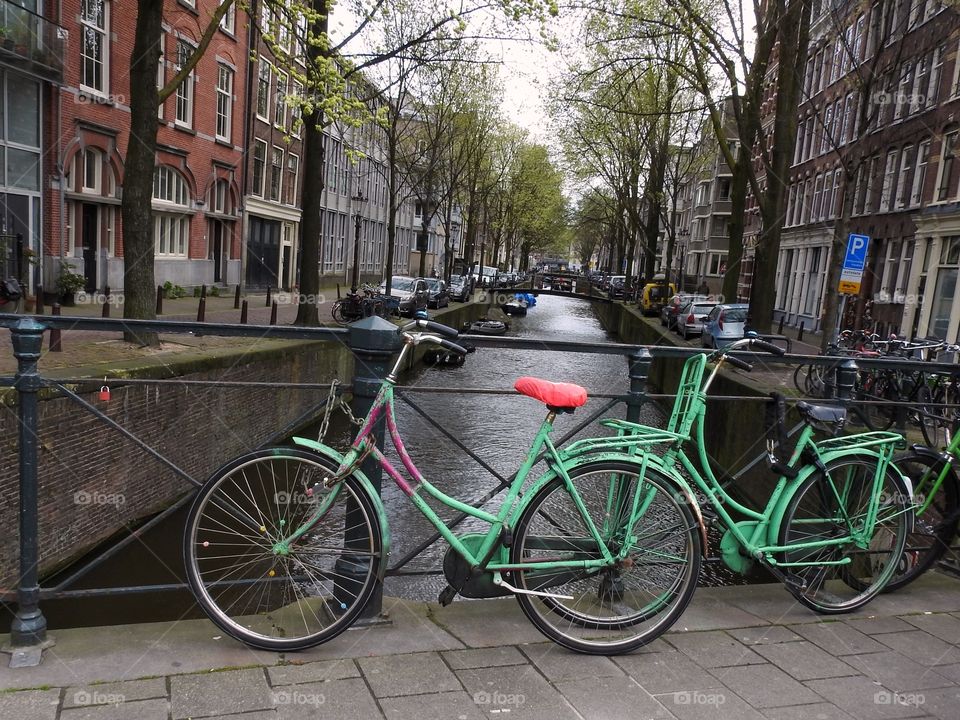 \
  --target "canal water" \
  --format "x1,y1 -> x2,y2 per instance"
2,295 -> 738,631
